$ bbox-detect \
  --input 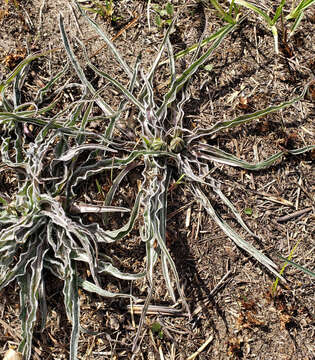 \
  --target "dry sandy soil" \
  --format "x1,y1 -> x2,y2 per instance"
0,0 -> 314,359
